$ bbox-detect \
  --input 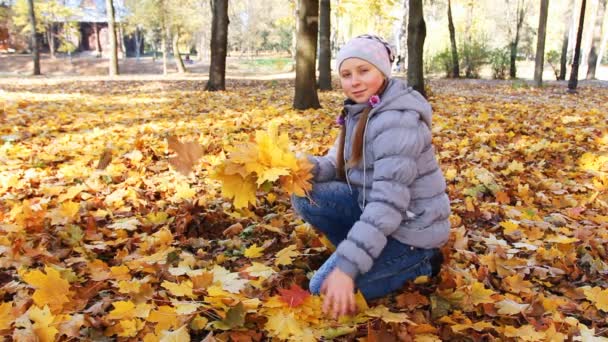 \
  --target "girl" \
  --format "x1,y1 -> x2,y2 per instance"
292,34 -> 450,319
